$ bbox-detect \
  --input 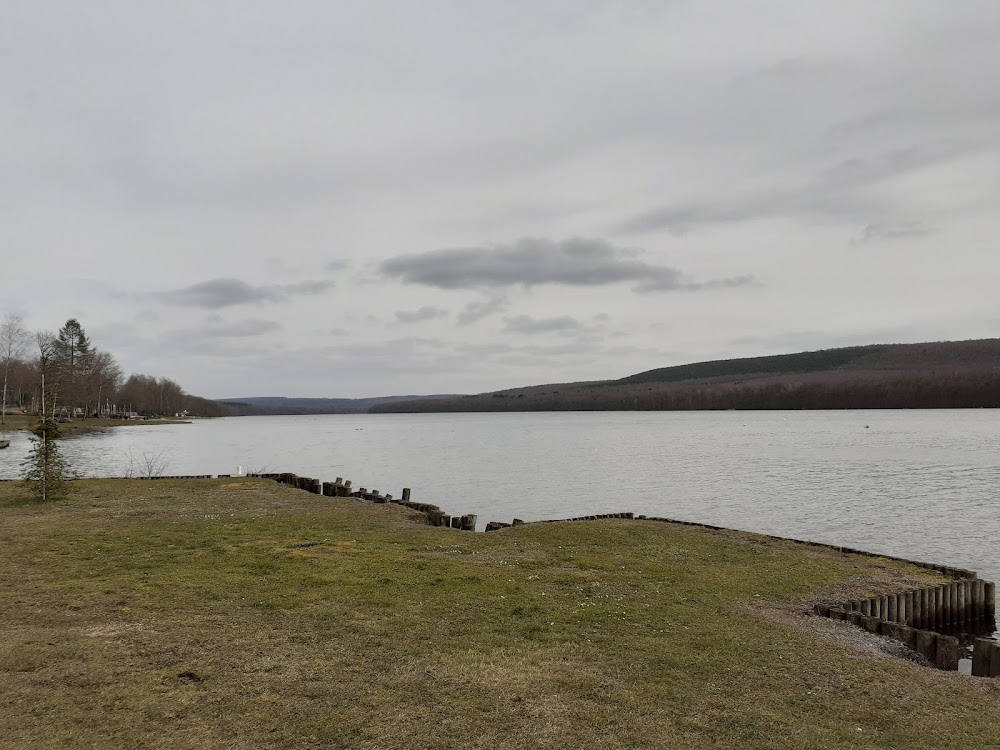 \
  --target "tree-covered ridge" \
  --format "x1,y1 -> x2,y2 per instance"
617,339 -> 1000,385
371,338 -> 1000,413
617,346 -> 881,385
